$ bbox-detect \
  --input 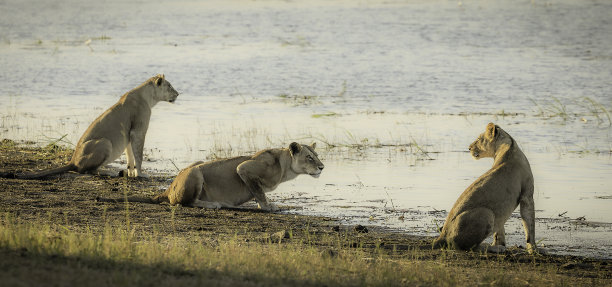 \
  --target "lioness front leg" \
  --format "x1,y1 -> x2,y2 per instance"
520,189 -> 536,254
236,161 -> 277,212
125,142 -> 137,177
245,179 -> 277,211
129,130 -> 147,177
